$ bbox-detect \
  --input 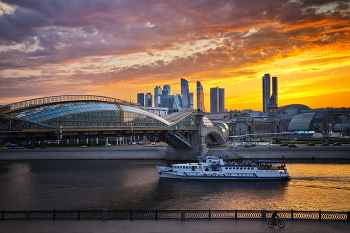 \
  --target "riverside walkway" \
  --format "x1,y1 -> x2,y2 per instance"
1,219 -> 350,233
